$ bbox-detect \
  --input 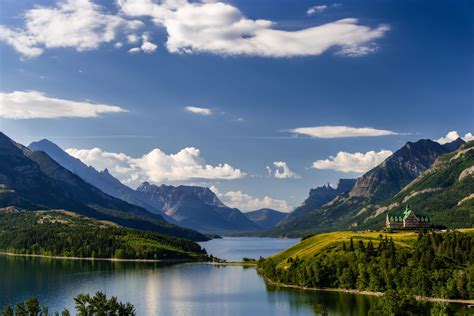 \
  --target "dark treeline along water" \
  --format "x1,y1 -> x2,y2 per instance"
1,238 -> 470,315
